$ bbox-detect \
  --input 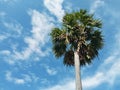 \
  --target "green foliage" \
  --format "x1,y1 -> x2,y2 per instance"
50,28 -> 67,57
50,9 -> 104,66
